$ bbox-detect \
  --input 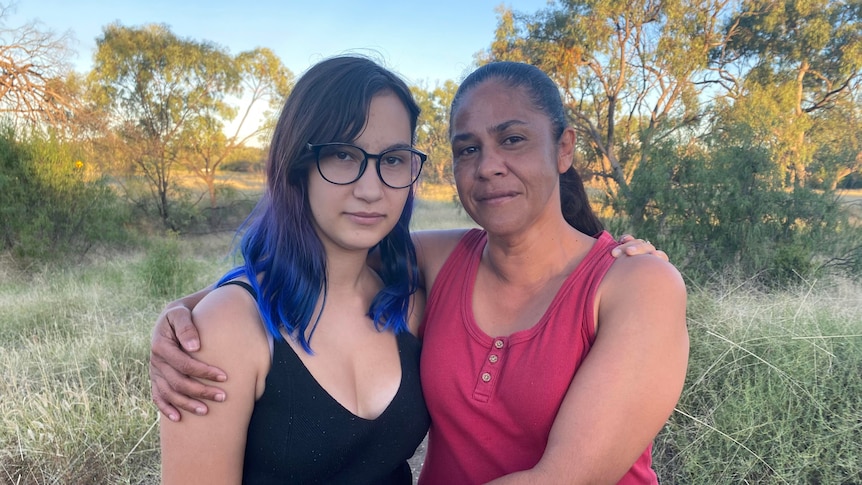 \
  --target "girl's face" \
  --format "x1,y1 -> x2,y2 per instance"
307,93 -> 413,256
